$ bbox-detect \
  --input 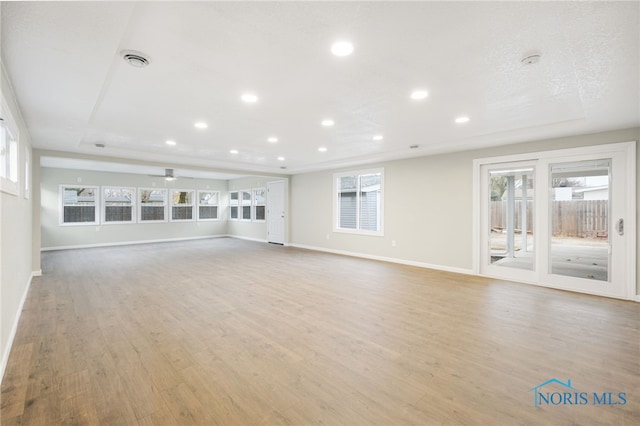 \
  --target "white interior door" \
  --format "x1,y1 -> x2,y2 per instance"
267,180 -> 286,244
